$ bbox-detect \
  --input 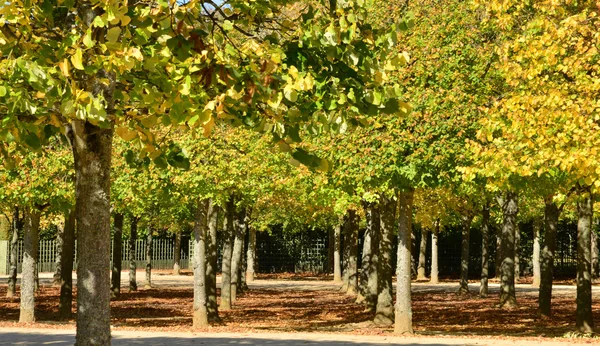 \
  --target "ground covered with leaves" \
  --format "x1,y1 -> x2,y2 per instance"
0,273 -> 598,343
